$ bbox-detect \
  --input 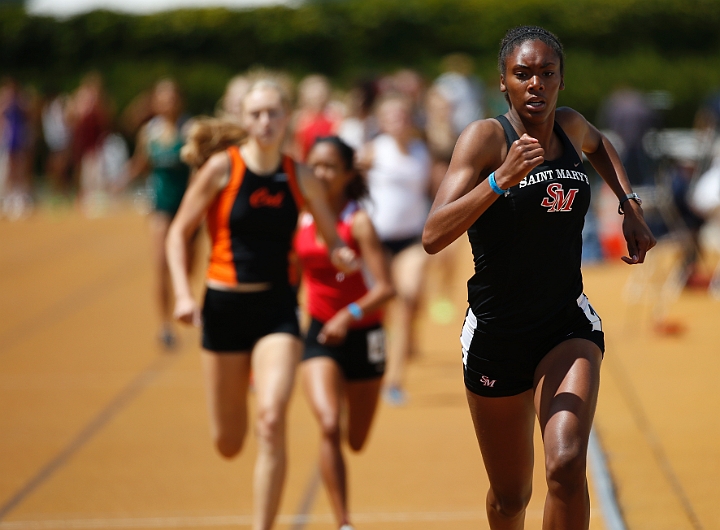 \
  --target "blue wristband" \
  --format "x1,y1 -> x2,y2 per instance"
488,172 -> 506,195
347,302 -> 364,320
